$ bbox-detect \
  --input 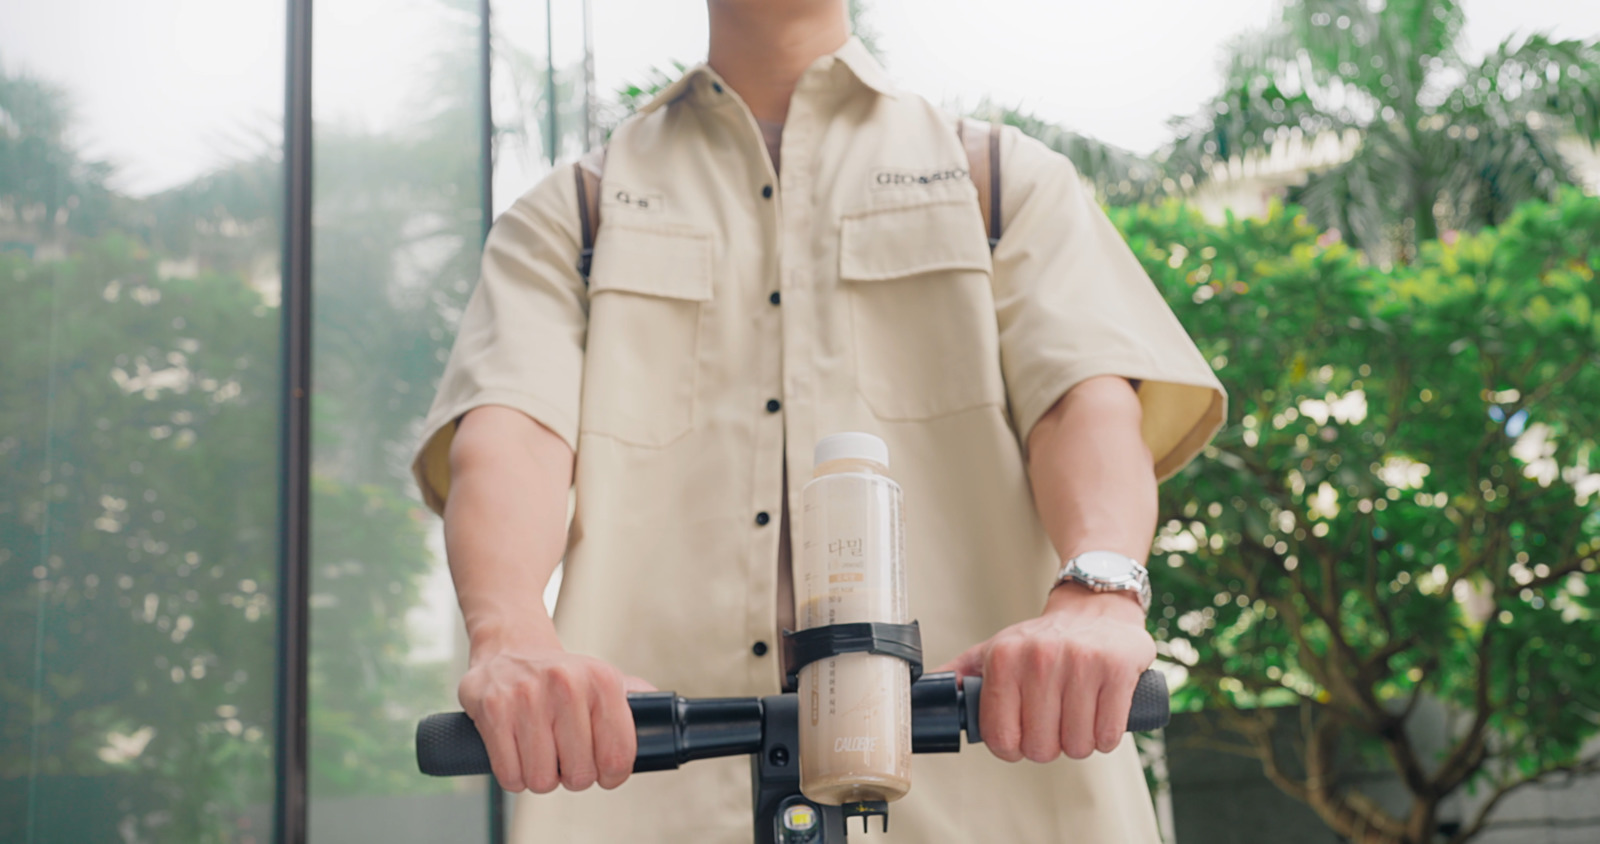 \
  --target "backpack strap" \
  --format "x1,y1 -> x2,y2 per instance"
573,150 -> 605,282
959,118 -> 1003,251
